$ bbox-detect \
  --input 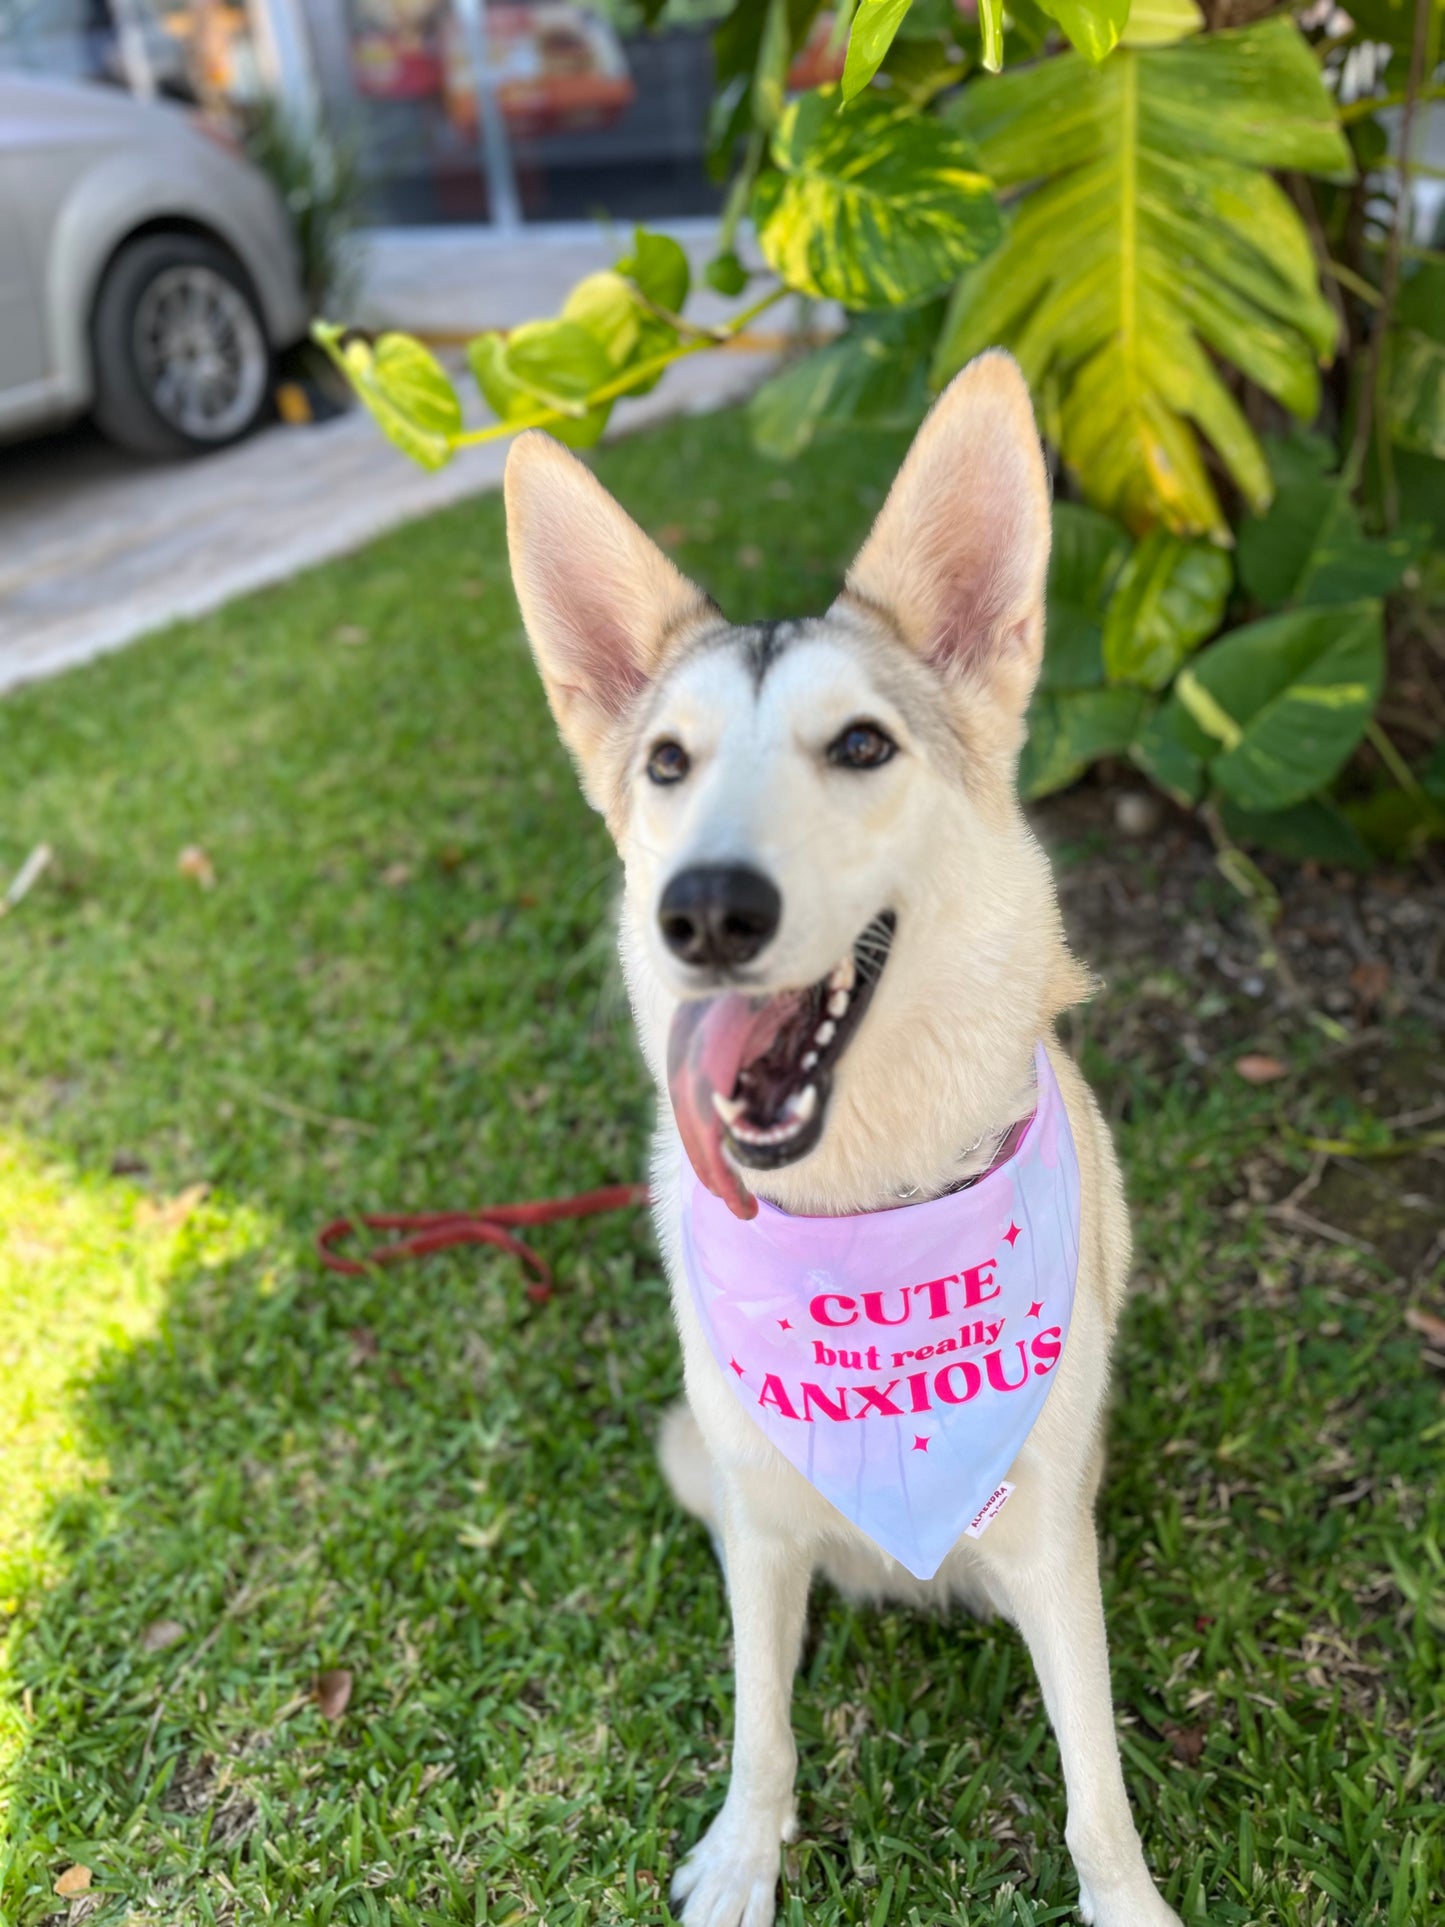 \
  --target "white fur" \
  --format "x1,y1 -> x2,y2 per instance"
505,354 -> 1184,1927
